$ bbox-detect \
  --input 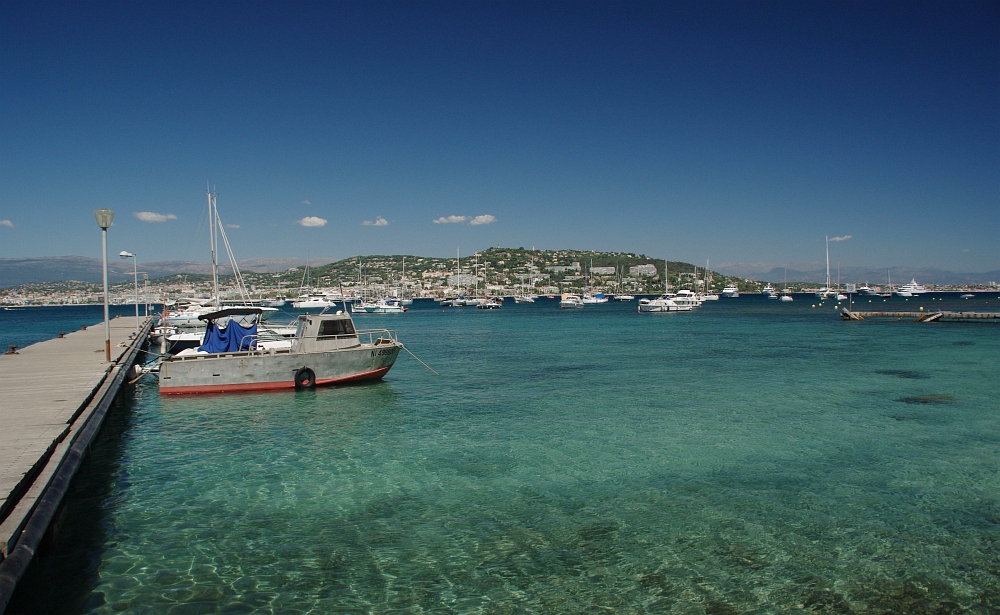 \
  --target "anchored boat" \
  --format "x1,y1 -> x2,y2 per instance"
158,308 -> 402,394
